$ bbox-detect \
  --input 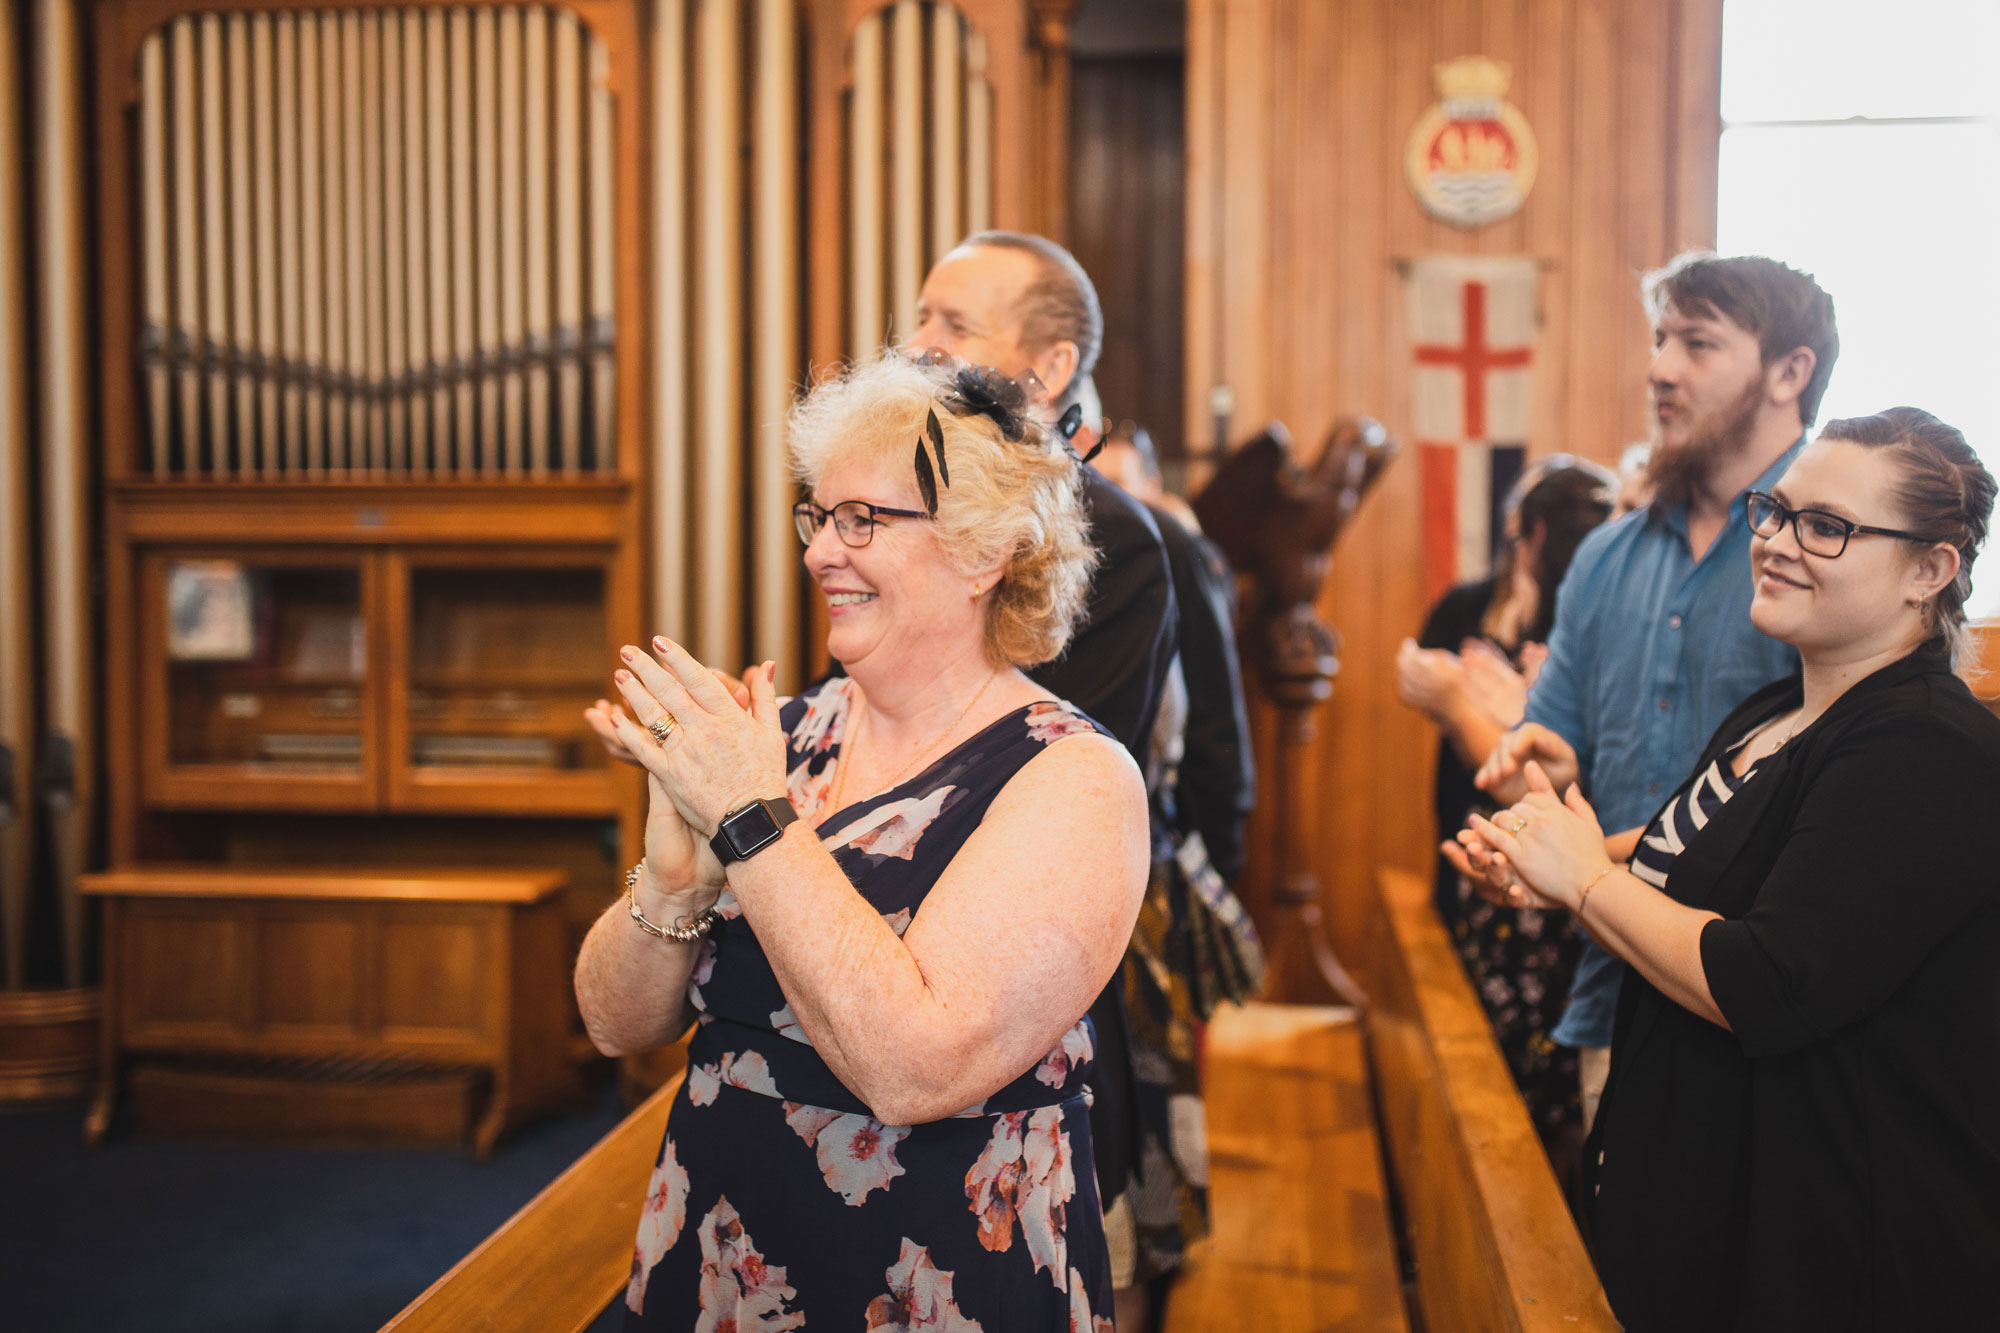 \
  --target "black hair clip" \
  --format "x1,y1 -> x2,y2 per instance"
914,408 -> 947,517
941,364 -> 1032,442
904,350 -> 1099,505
